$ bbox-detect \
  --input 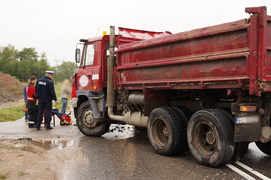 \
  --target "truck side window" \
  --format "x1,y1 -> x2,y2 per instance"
85,44 -> 95,66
